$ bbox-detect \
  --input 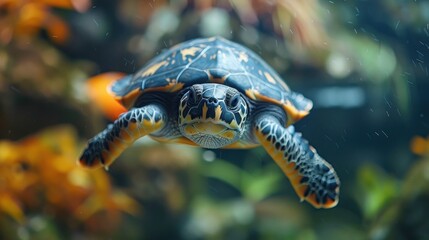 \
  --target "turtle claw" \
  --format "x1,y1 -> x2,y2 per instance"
298,154 -> 340,208
79,136 -> 109,168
